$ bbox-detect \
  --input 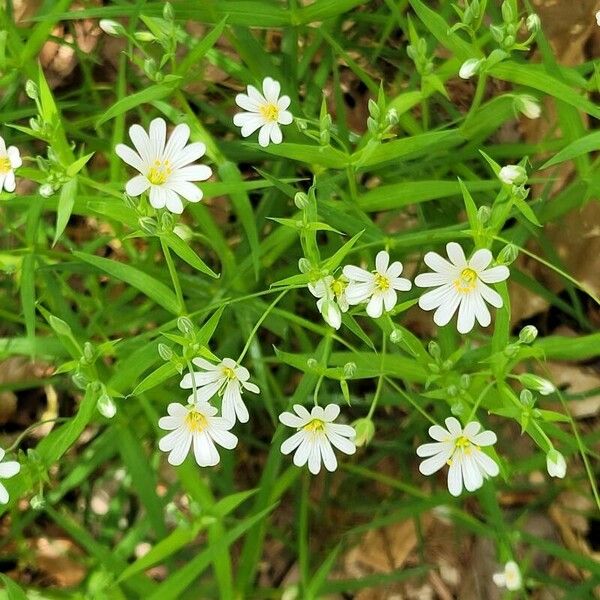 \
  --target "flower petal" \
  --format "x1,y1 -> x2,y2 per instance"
447,455 -> 463,496
343,265 -> 373,282
478,282 -> 503,308
163,123 -> 190,162
278,109 -> 293,125
419,447 -> 452,475
479,265 -> 510,284
149,117 -> 167,158
446,242 -> 467,267
456,292 -> 476,334
262,77 -> 281,103
375,250 -> 389,274
235,93 -> 261,112
193,432 -> 220,467
269,123 -> 283,144
281,430 -> 306,454
468,248 -> 492,271
258,123 -> 273,147
366,294 -> 384,318
423,251 -> 455,275
125,174 -> 150,196
116,143 -> 145,172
